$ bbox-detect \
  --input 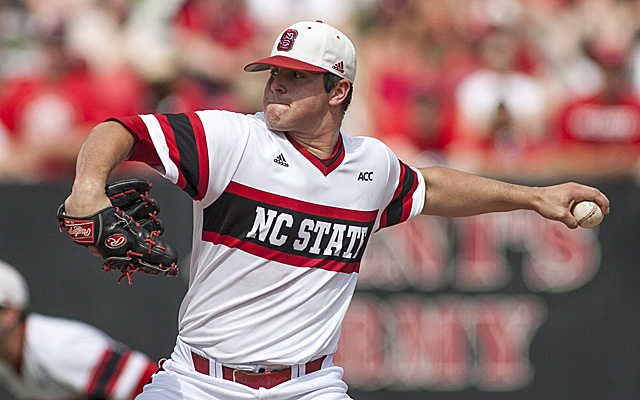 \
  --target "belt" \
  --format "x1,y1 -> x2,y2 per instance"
191,352 -> 326,390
